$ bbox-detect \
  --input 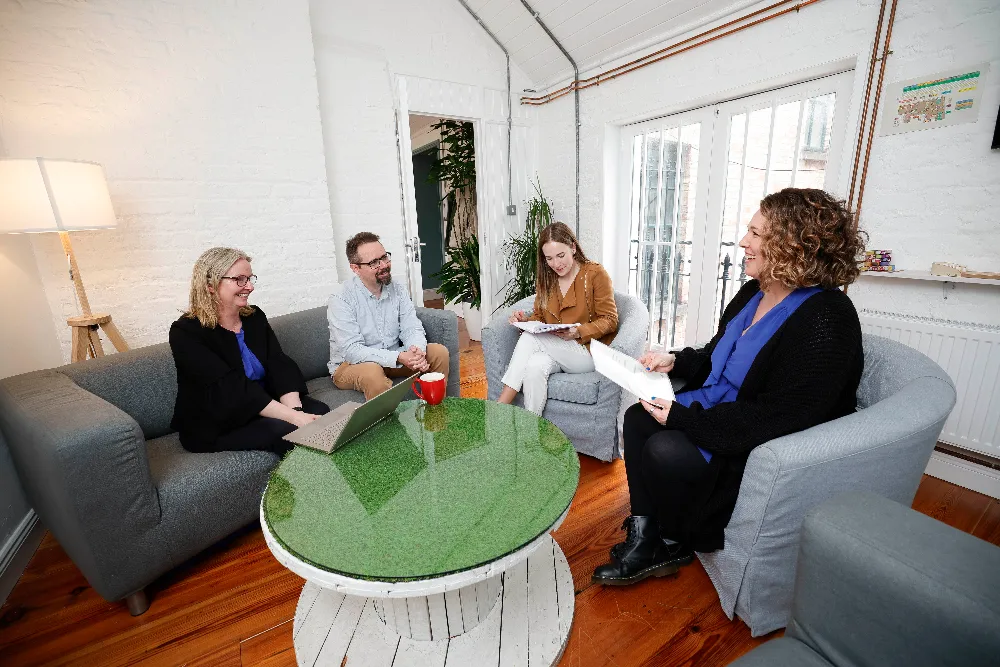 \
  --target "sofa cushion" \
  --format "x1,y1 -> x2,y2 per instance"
59,343 -> 177,439
305,375 -> 420,410
306,376 -> 365,409
269,307 -> 331,382
547,371 -> 600,405
145,432 -> 277,558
